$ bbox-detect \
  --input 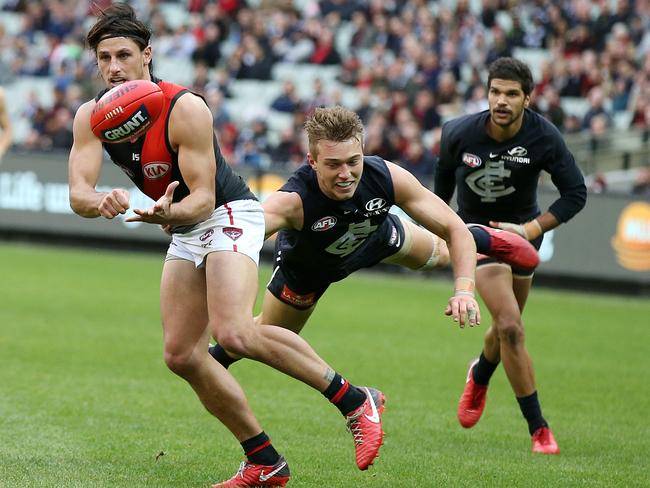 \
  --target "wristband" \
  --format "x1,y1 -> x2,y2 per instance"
454,277 -> 475,294
454,290 -> 475,297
